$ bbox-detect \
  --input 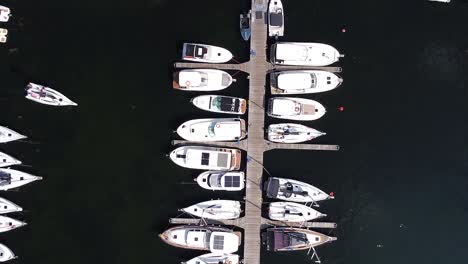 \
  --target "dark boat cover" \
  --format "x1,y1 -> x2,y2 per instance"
265,228 -> 308,251
264,178 -> 280,198
213,97 -> 240,113
0,171 -> 11,186
269,12 -> 283,27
